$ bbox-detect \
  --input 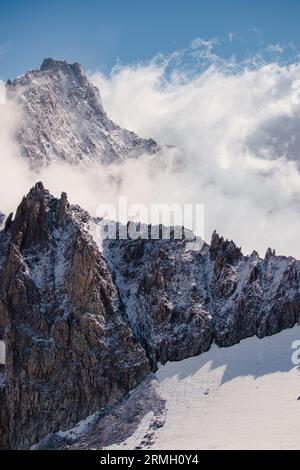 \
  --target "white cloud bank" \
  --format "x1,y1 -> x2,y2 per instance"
0,99 -> 32,213
89,41 -> 300,257
2,39 -> 300,258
